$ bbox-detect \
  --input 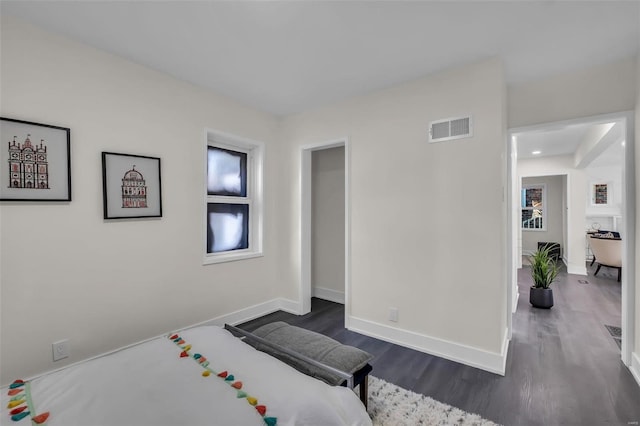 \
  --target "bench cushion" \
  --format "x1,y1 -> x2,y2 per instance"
250,321 -> 373,386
